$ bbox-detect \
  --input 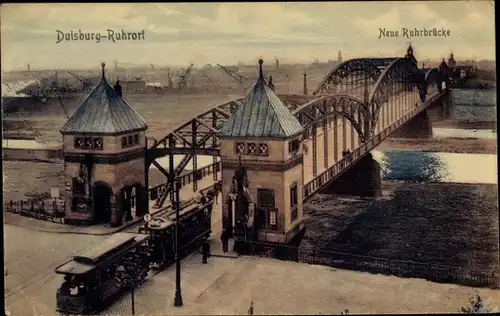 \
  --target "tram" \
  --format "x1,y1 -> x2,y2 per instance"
139,199 -> 213,269
54,232 -> 150,315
